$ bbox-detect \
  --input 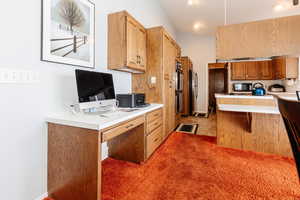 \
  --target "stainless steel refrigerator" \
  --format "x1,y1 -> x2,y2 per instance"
189,70 -> 198,115
175,61 -> 183,114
